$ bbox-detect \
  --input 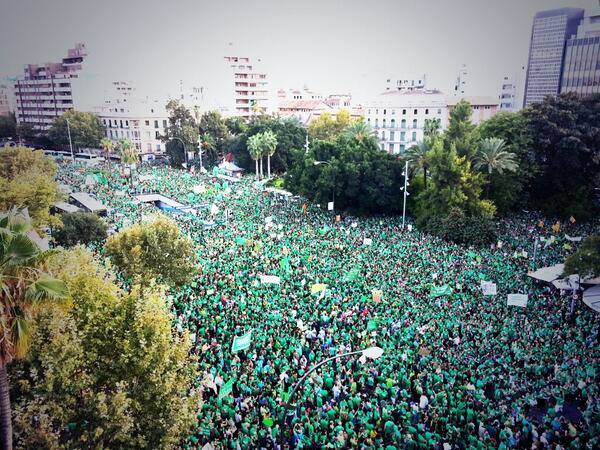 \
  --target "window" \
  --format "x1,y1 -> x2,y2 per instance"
392,109 -> 396,115
425,109 -> 429,114
155,131 -> 160,139
414,109 -> 417,114
368,109 -> 371,114
400,131 -> 406,141
381,130 -> 386,140
390,131 -> 395,141
437,109 -> 441,114
125,120 -> 129,127
154,120 -> 159,129
400,144 -> 405,152
120,120 -> 123,128
376,109 -> 379,114
383,109 -> 387,115
401,119 -> 406,128
375,118 -> 379,128
402,109 -> 406,115
156,144 -> 161,151
413,119 -> 418,129
382,118 -> 386,127
146,143 -> 152,151
389,143 -> 394,152
163,120 -> 167,128
391,118 -> 396,128
145,120 -> 150,126
412,131 -> 417,141
146,131 -> 152,139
